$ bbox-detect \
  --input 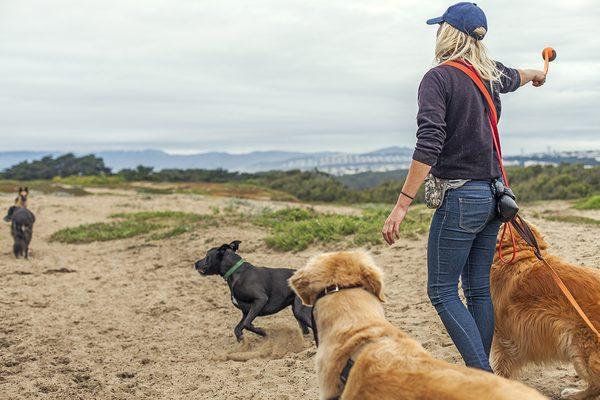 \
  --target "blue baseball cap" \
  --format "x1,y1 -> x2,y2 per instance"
427,2 -> 488,40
